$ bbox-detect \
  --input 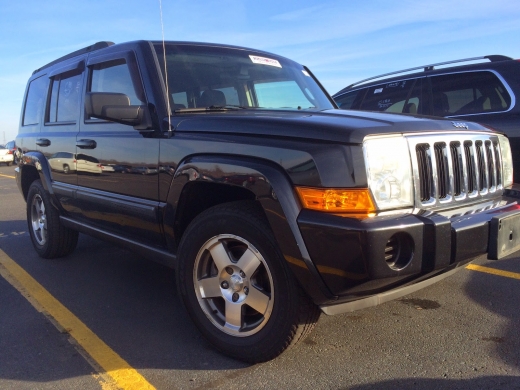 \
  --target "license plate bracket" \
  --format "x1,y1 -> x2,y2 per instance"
488,211 -> 520,260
